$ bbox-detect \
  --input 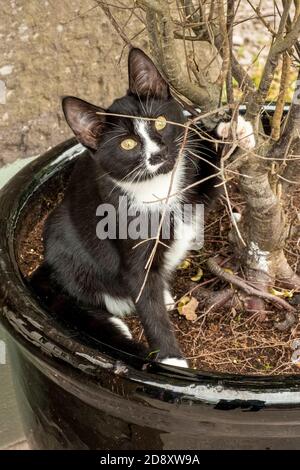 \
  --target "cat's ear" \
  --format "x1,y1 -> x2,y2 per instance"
128,48 -> 170,99
62,96 -> 106,150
